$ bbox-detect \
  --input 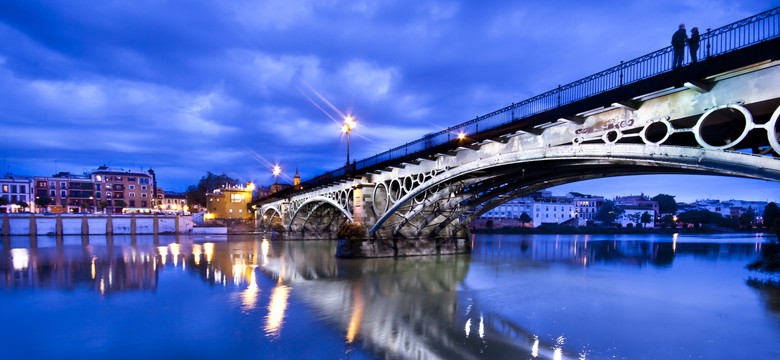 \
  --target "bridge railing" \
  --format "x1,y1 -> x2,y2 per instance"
298,6 -> 780,191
